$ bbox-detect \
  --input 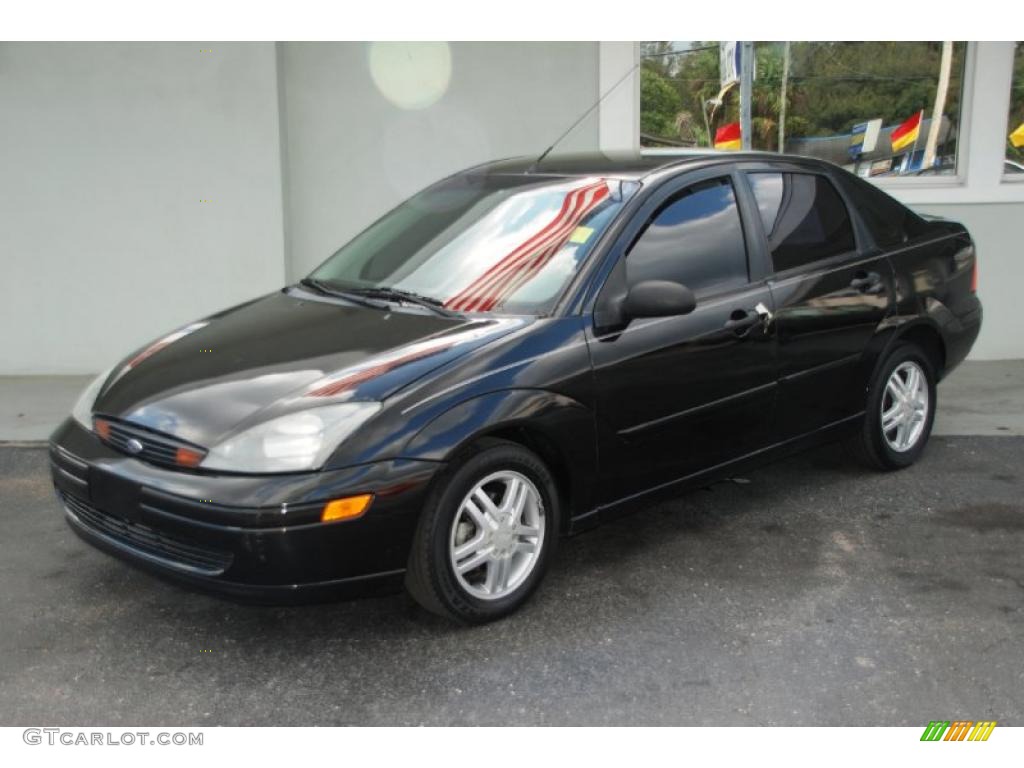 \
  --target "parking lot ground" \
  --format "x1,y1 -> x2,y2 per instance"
1,436 -> 1021,726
